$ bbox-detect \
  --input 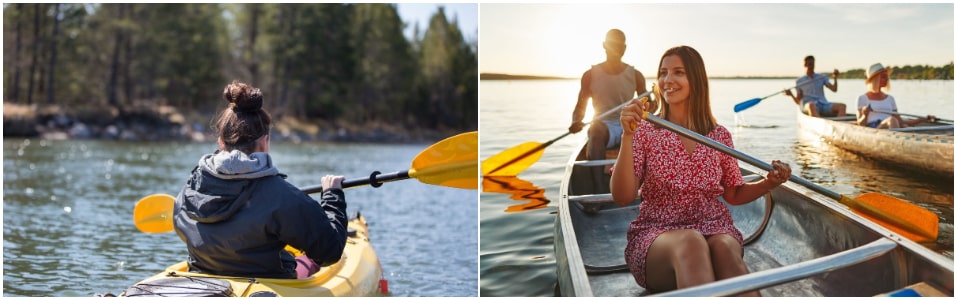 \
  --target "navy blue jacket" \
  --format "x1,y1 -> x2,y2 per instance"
173,166 -> 347,279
